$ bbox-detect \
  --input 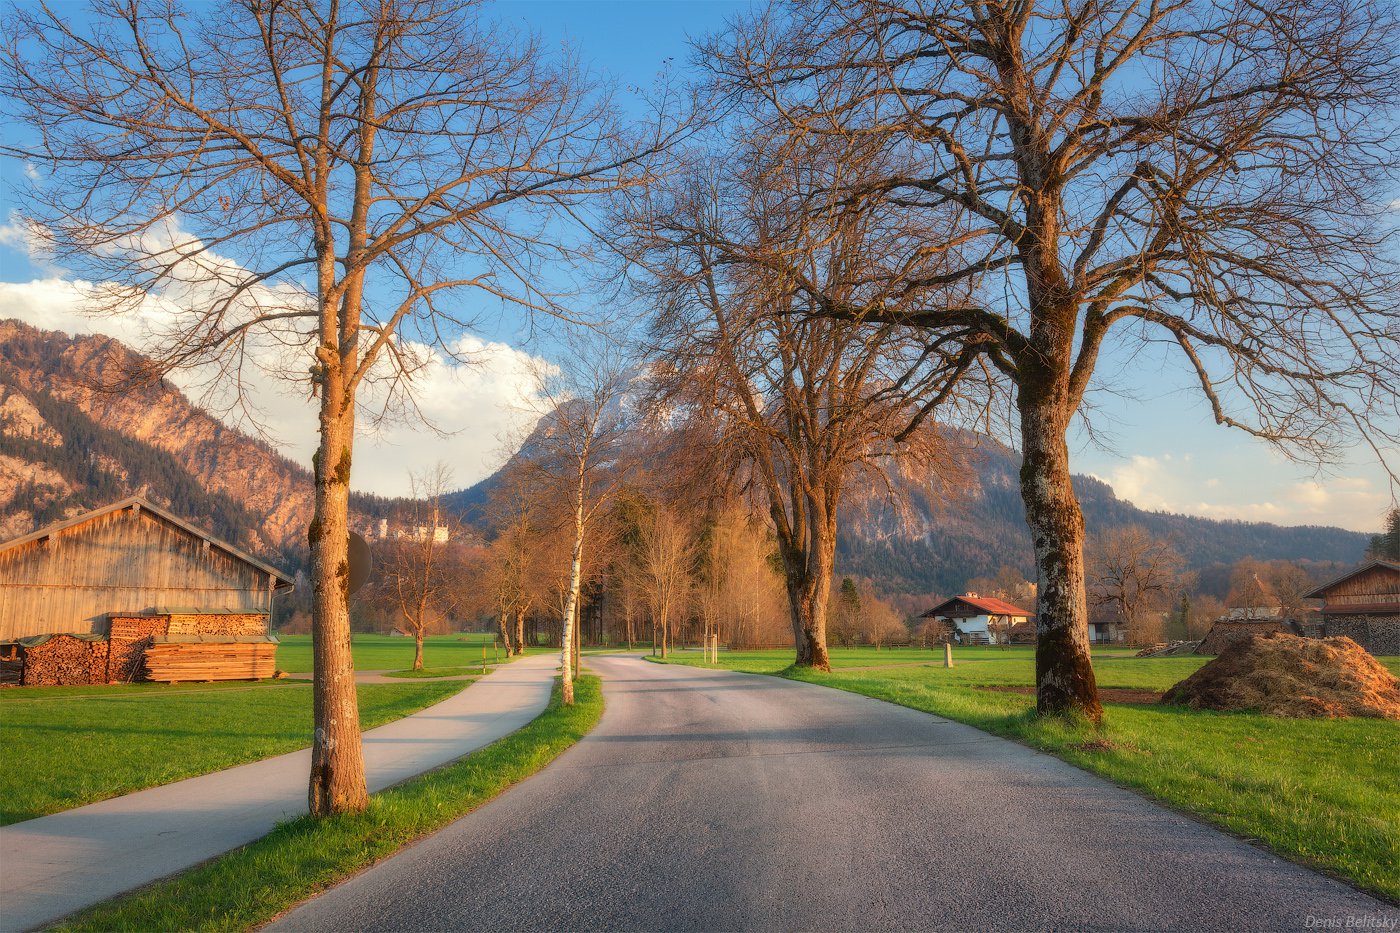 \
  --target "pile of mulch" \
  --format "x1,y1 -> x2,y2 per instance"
979,685 -> 1163,705
1135,641 -> 1201,658
1196,620 -> 1284,655
1161,633 -> 1400,719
